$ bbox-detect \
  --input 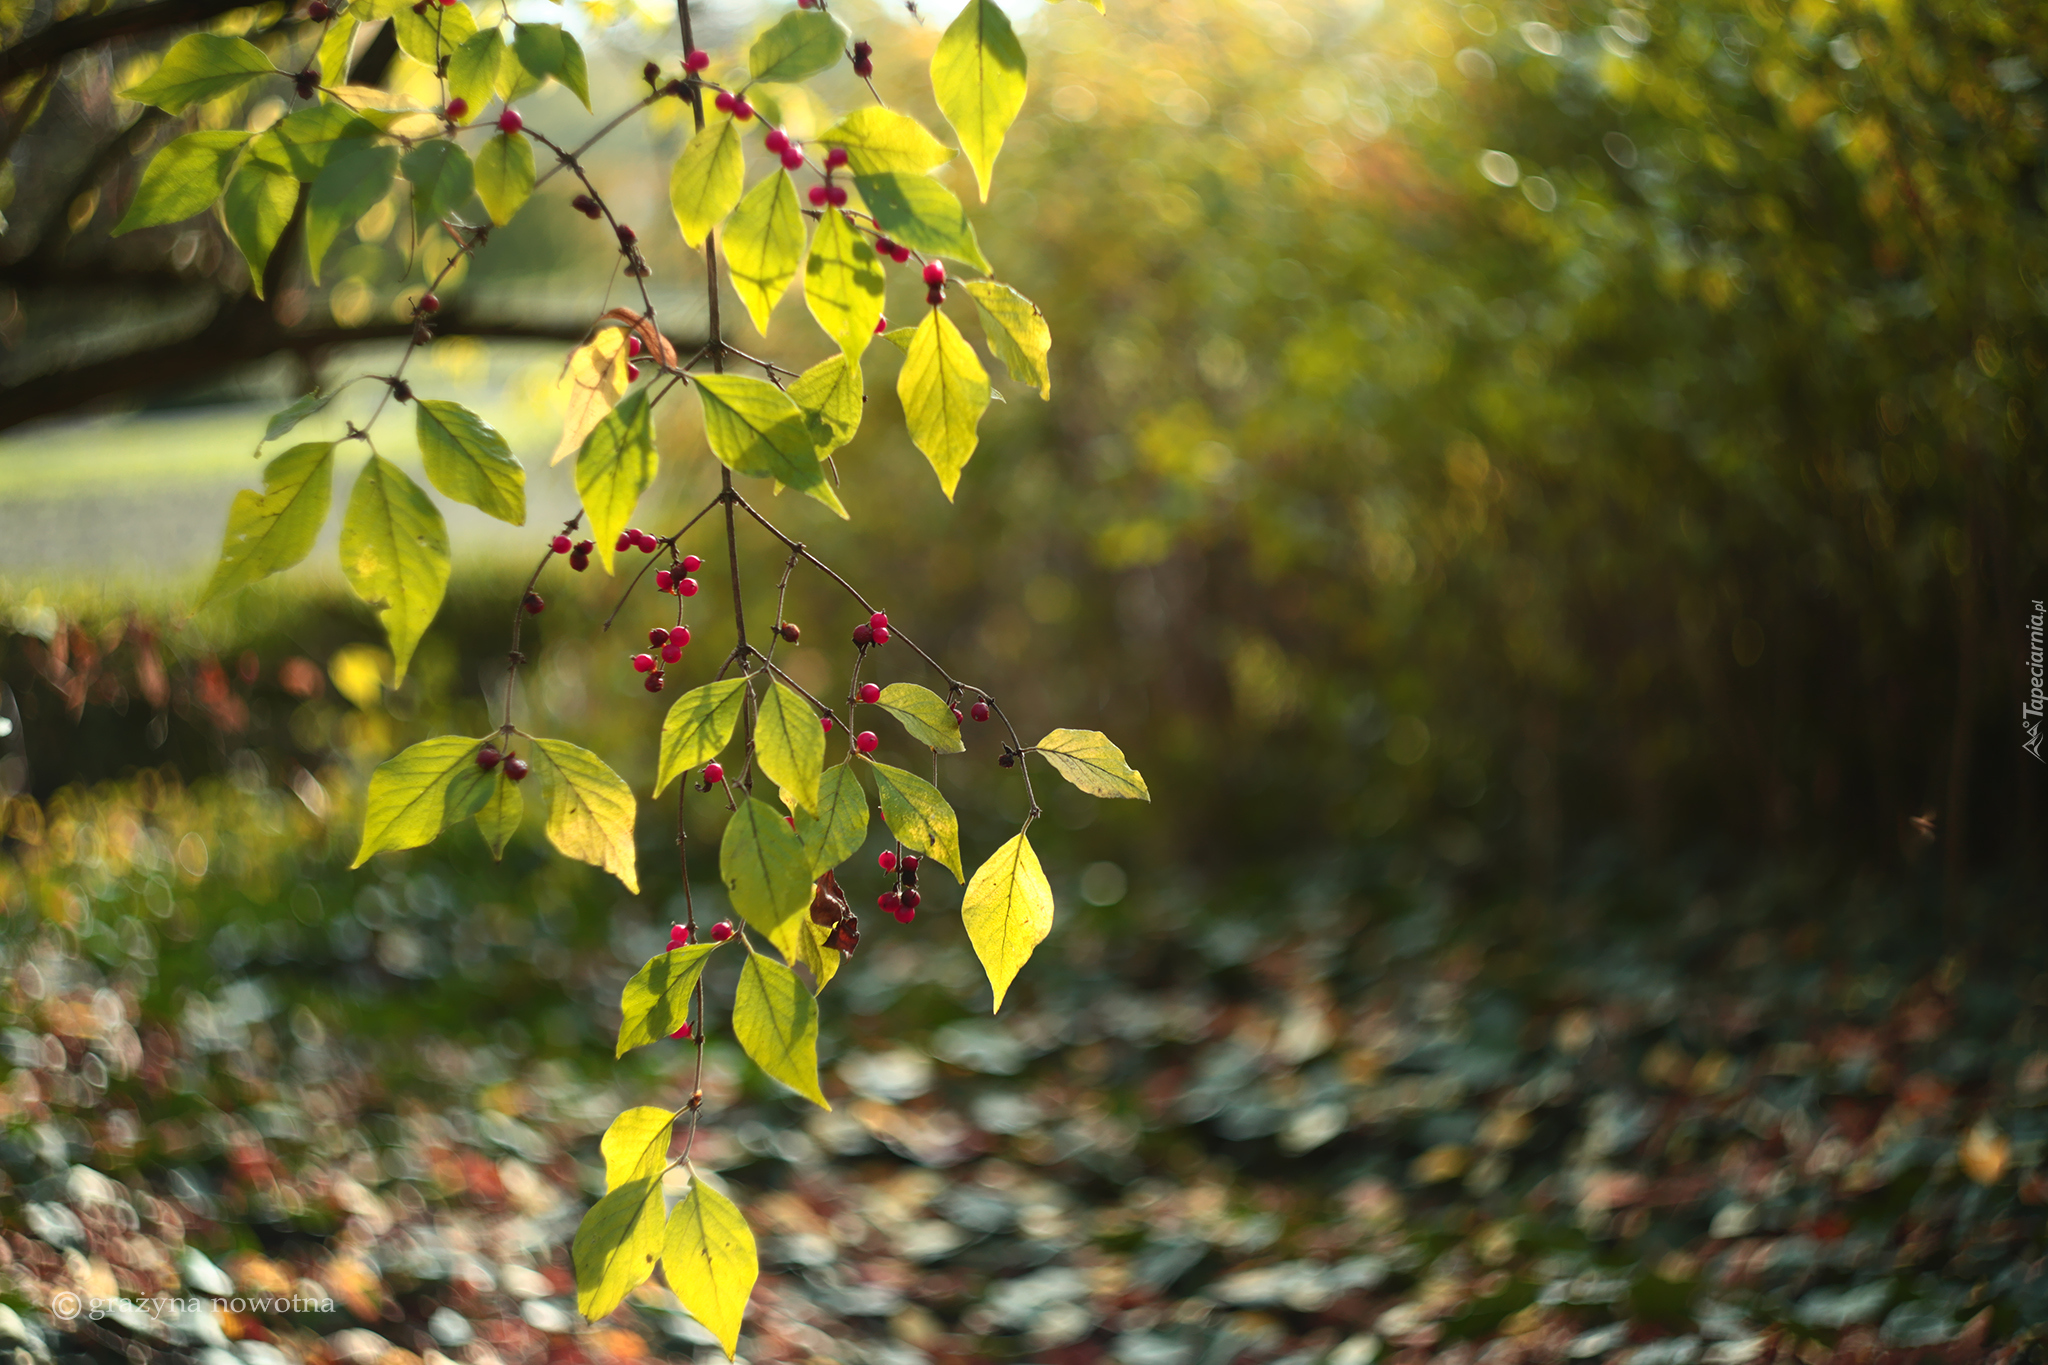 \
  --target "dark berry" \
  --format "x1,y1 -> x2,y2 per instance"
859,683 -> 881,703
685,49 -> 710,71
418,293 -> 440,313
643,60 -> 661,85
901,854 -> 920,874
827,147 -> 849,170
779,622 -> 801,642
709,920 -> 734,942
576,539 -> 595,553
307,1 -> 332,17
504,756 -> 530,781
569,551 -> 589,572
999,752 -> 1016,768
679,577 -> 700,597
648,627 -> 669,647
616,223 -> 637,247
681,553 -> 703,572
854,57 -> 873,78
852,622 -> 873,646
477,744 -> 502,769
444,97 -> 467,121
571,193 -> 599,217
926,286 -> 945,306
644,672 -> 665,693
899,888 -> 921,912
524,591 -> 544,614
632,654 -> 656,673
497,108 -> 523,134
871,625 -> 891,645
879,850 -> 897,872
970,700 -> 990,722
855,730 -> 878,754
853,39 -> 873,59
922,261 -> 946,287
295,69 -> 319,98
